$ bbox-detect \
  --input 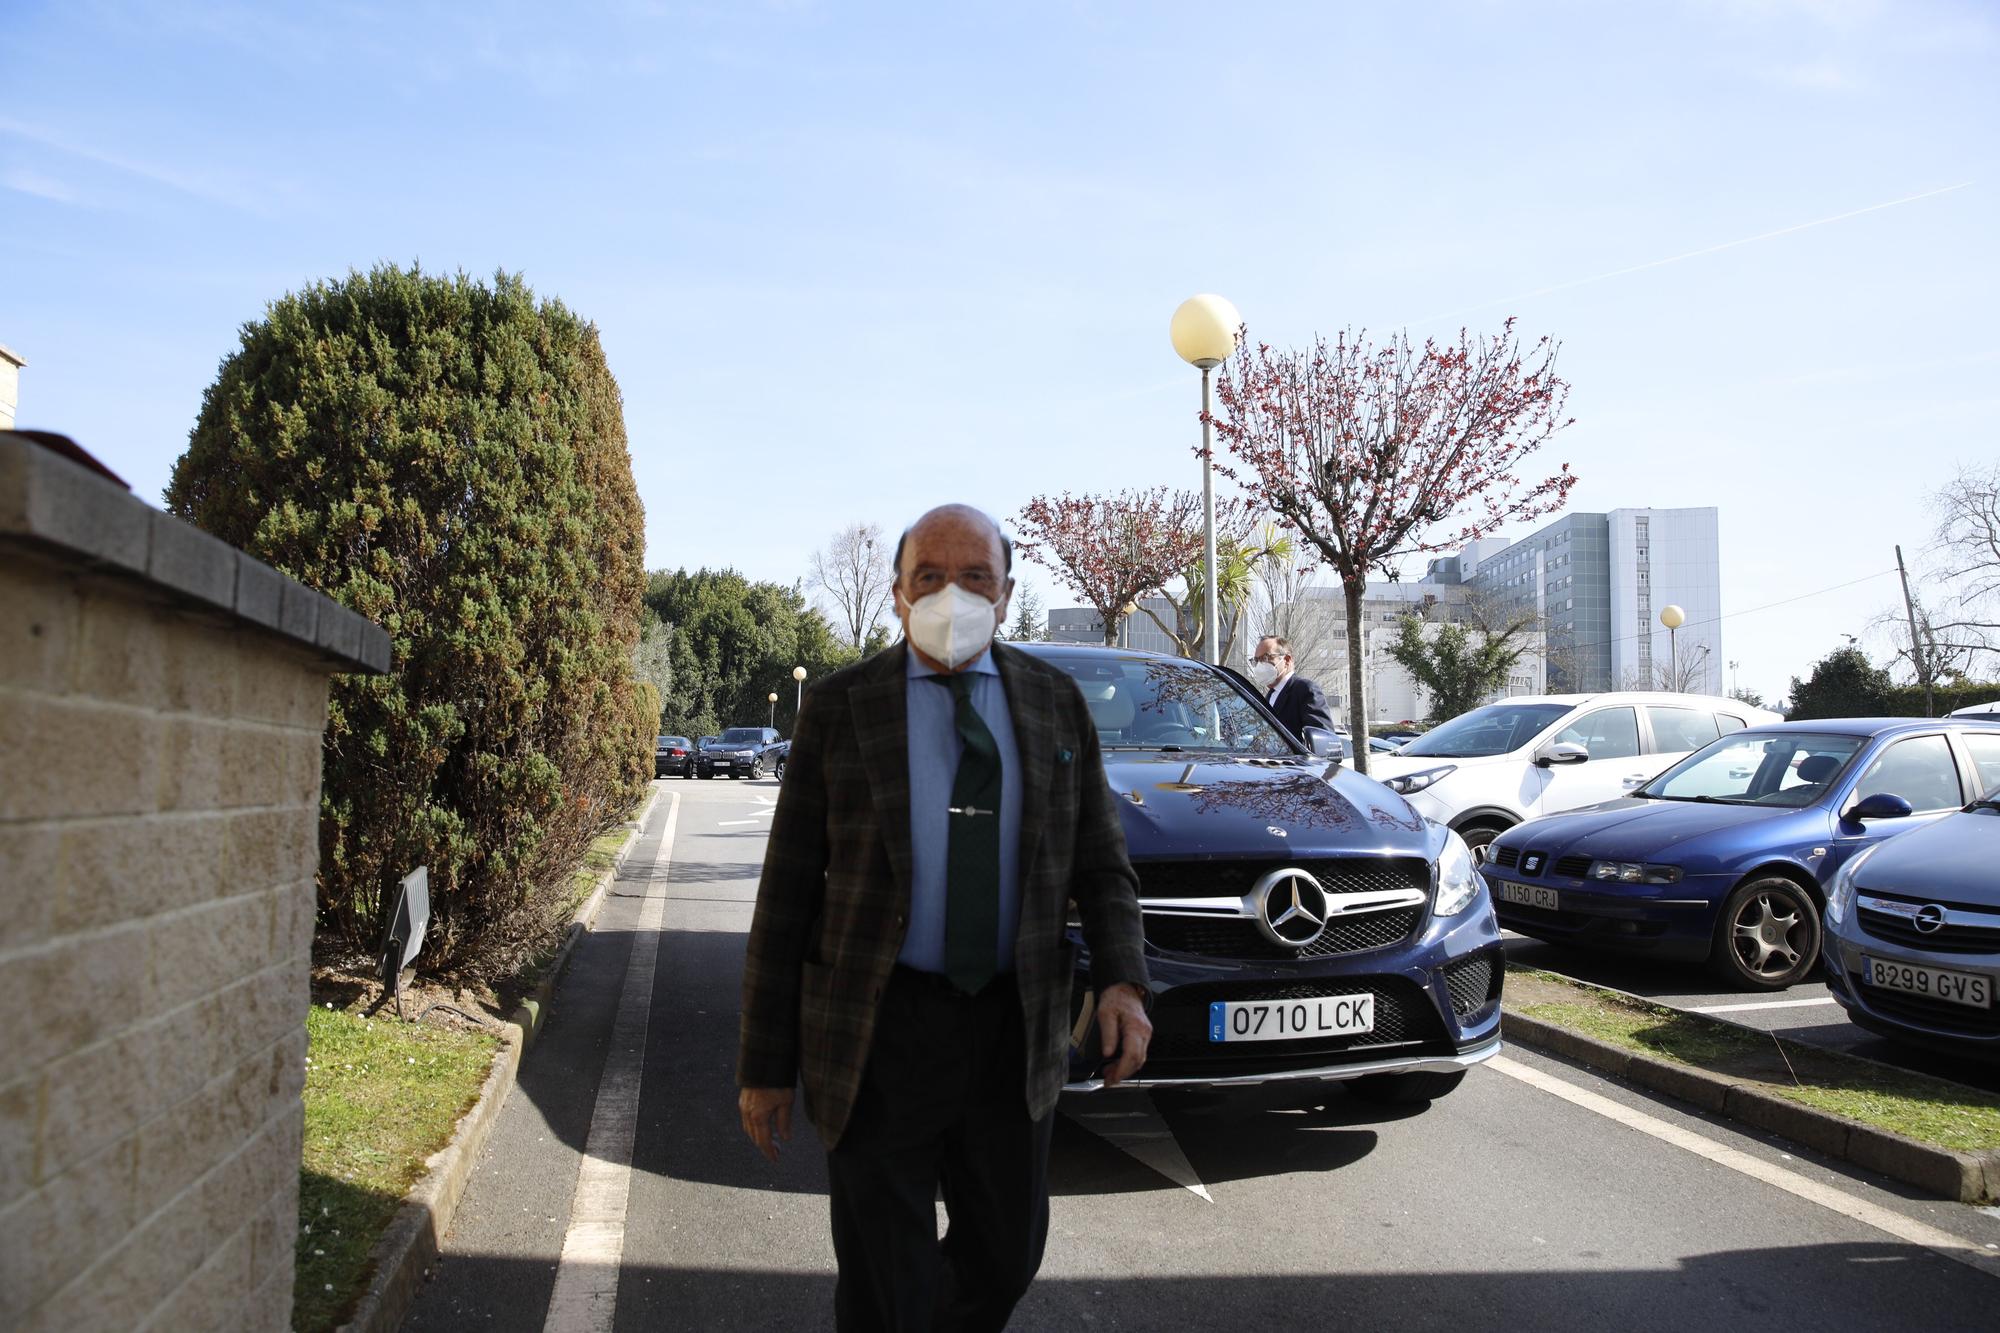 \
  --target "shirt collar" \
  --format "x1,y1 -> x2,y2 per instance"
905,641 -> 1001,681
